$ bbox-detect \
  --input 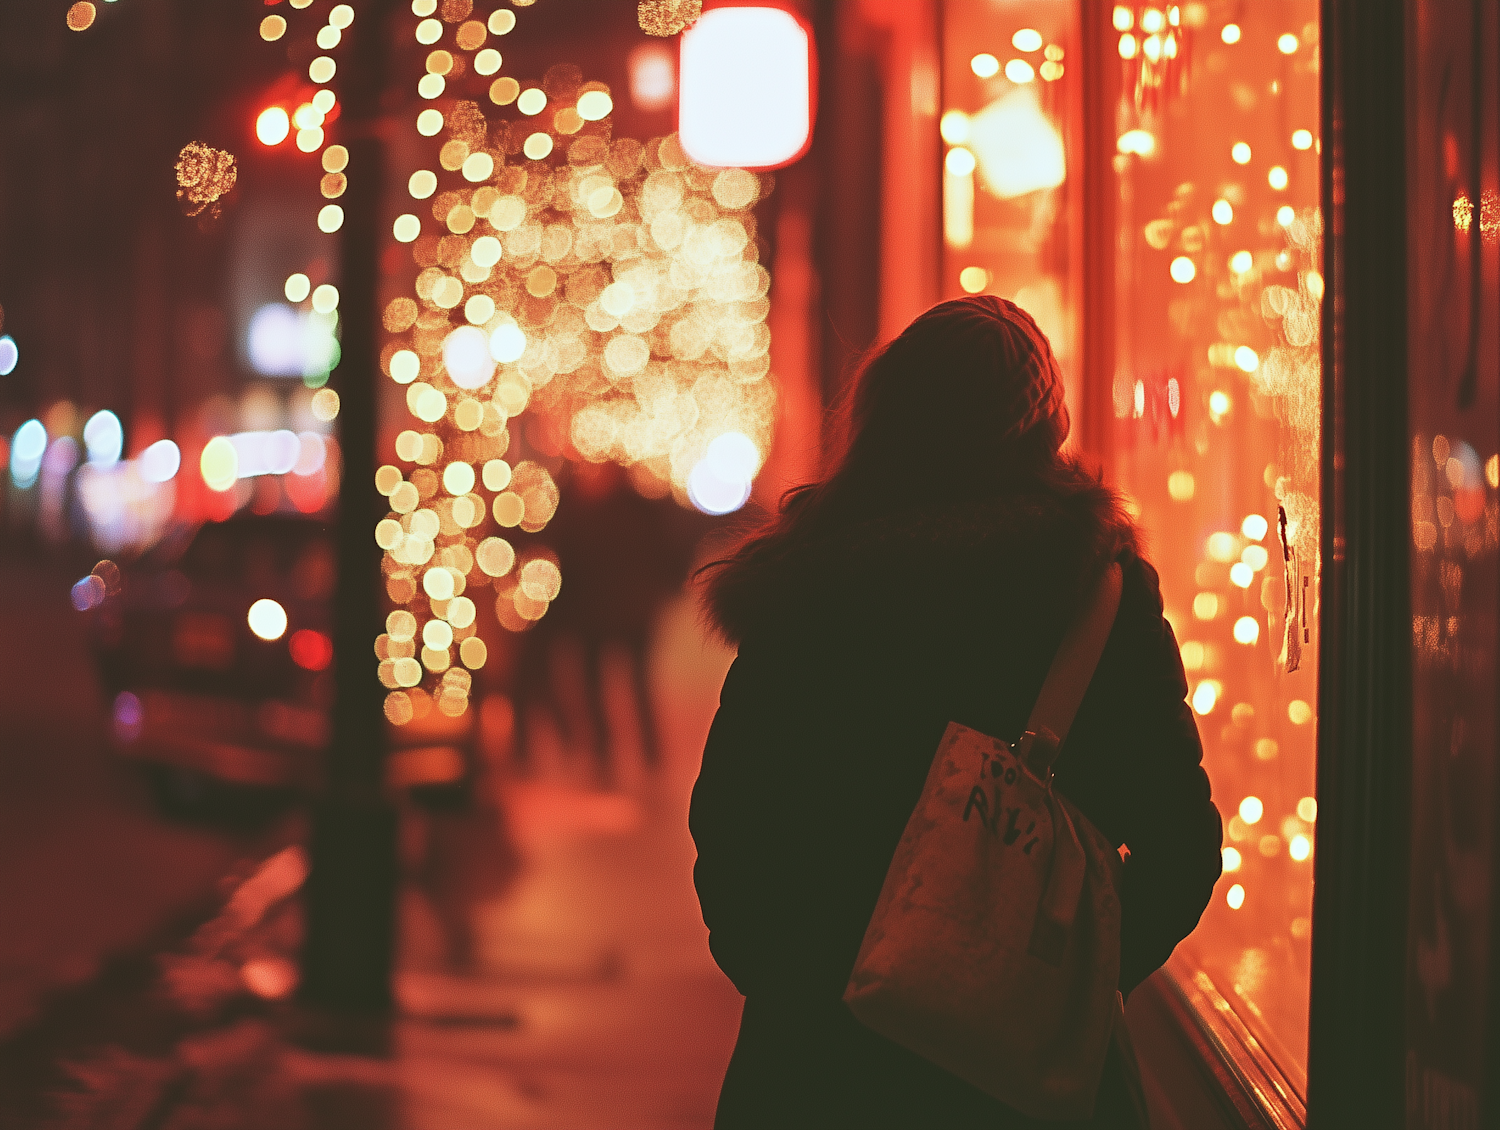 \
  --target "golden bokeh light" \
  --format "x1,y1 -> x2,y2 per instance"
456,19 -> 486,50
958,266 -> 989,293
577,90 -> 613,121
310,388 -> 341,421
175,142 -> 238,218
260,14 -> 287,41
970,53 -> 1000,78
638,0 -> 703,36
394,214 -> 421,242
